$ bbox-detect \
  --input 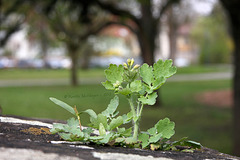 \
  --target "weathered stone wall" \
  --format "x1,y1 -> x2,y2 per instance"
0,115 -> 239,160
